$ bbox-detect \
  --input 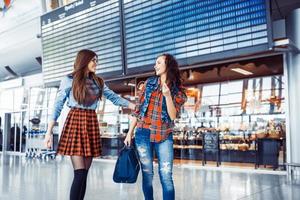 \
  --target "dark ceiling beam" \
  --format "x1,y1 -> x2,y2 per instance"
4,66 -> 19,77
